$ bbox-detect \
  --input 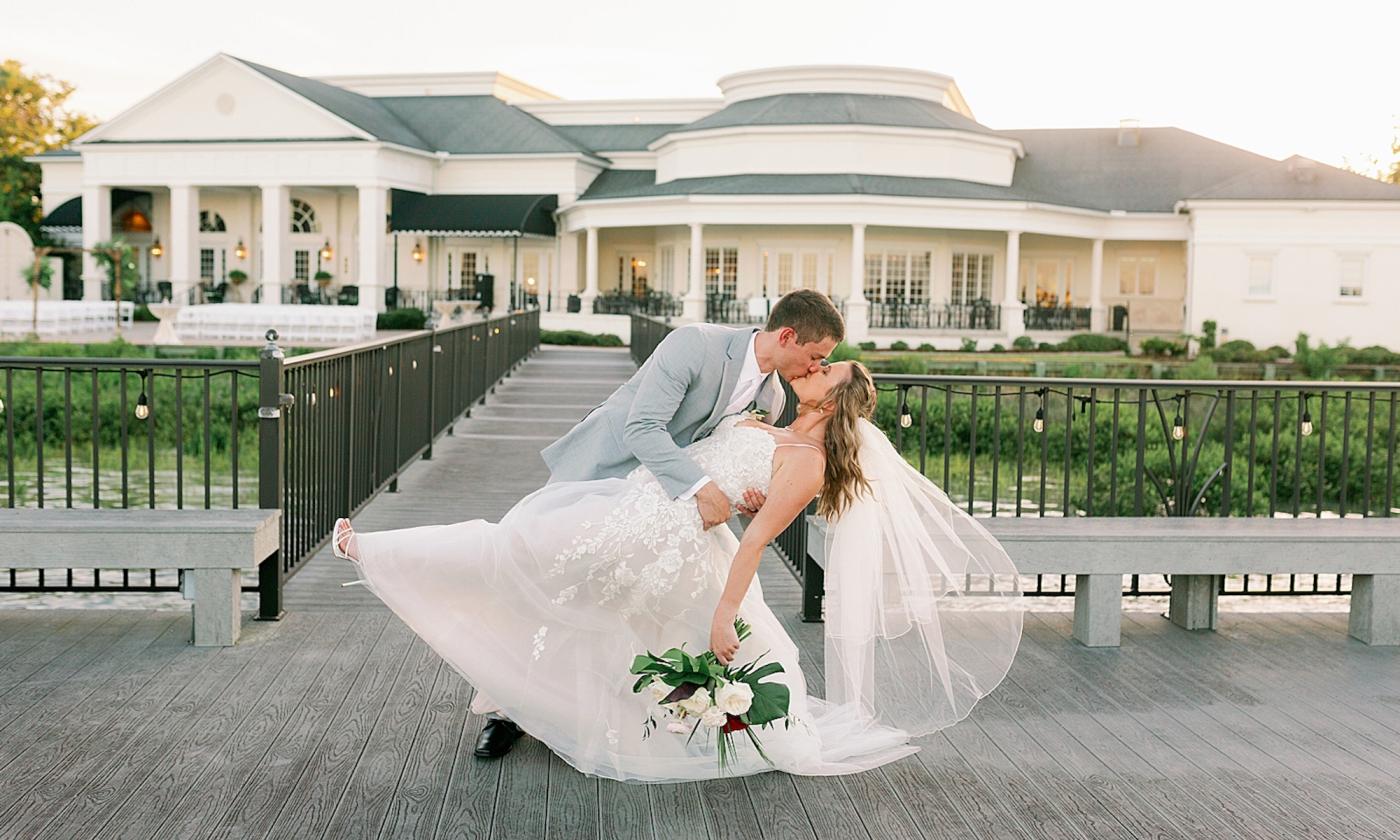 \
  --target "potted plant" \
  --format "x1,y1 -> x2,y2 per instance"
227,269 -> 248,286
314,270 -> 333,288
